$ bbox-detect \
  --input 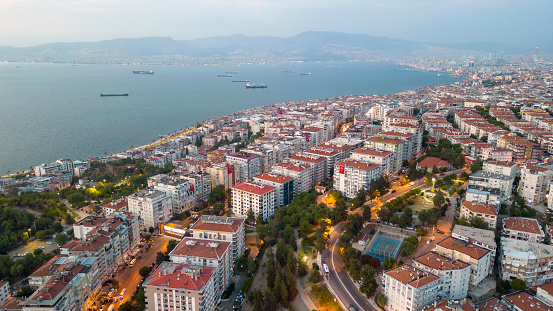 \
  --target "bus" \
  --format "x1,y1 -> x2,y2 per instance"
323,264 -> 330,276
